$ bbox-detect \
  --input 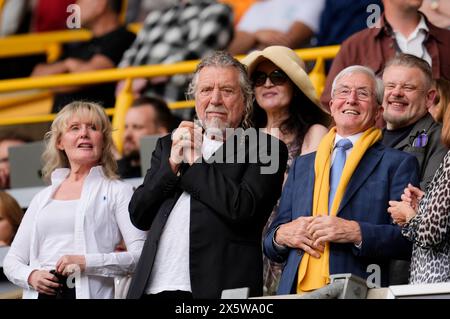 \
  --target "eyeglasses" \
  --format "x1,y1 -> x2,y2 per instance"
334,87 -> 373,101
252,70 -> 289,87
